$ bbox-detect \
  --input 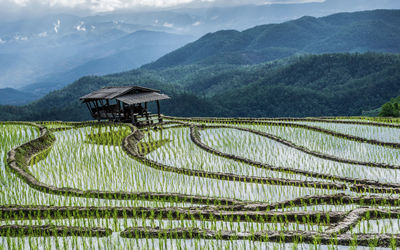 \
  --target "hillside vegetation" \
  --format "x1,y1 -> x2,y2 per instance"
379,96 -> 400,117
1,53 -> 399,121
146,9 -> 400,69
0,30 -> 194,105
0,88 -> 38,106
1,9 -> 400,120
